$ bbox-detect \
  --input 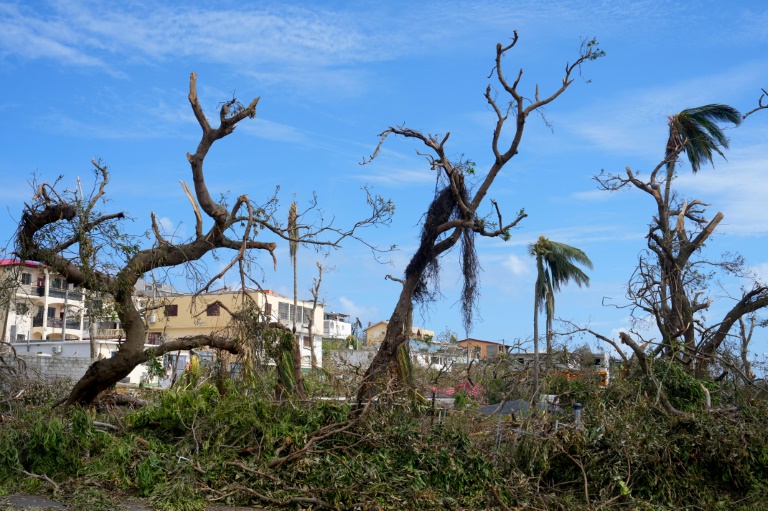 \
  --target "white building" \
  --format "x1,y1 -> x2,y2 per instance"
1,259 -> 86,343
323,311 -> 352,339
